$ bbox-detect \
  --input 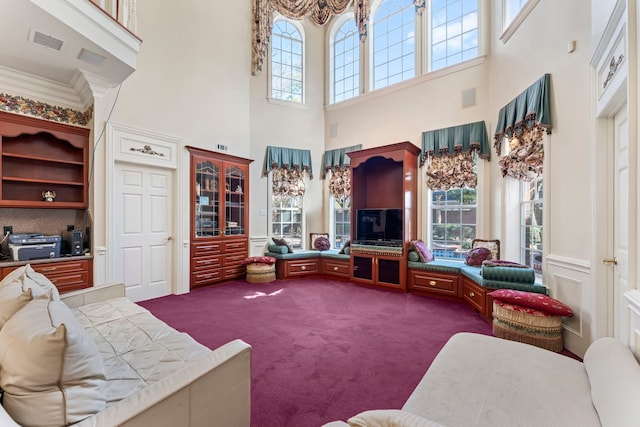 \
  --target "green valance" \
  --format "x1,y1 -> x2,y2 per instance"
420,121 -> 490,166
494,73 -> 552,154
263,146 -> 313,178
320,144 -> 362,179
